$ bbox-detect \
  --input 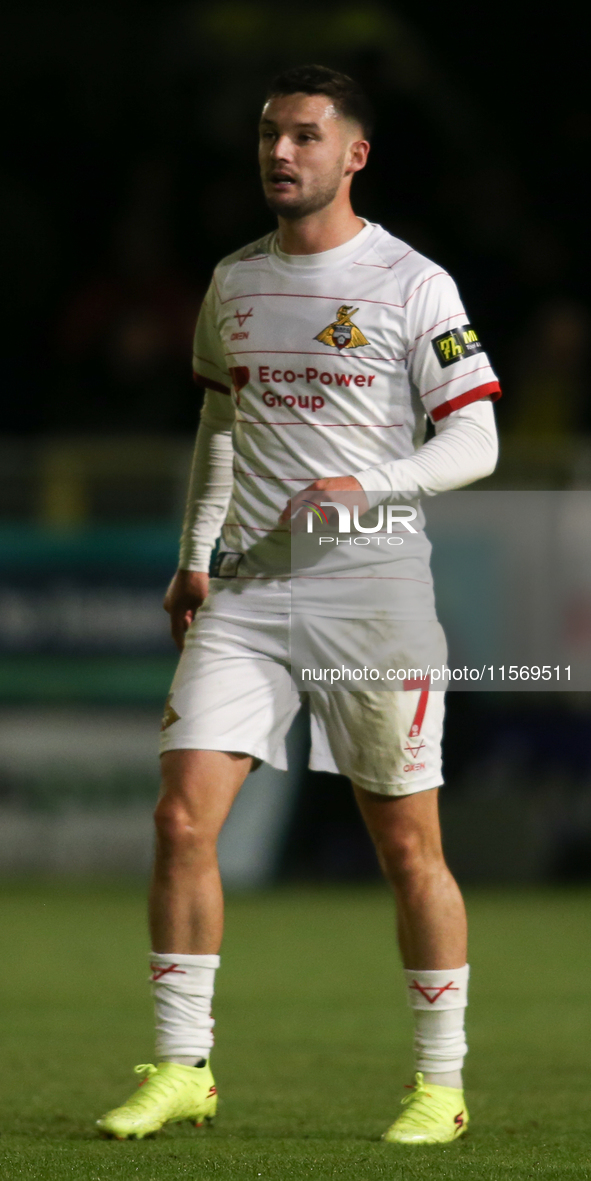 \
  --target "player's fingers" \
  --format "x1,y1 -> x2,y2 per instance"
169,607 -> 190,652
281,493 -> 309,529
286,488 -> 314,519
165,594 -> 185,620
170,617 -> 185,651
